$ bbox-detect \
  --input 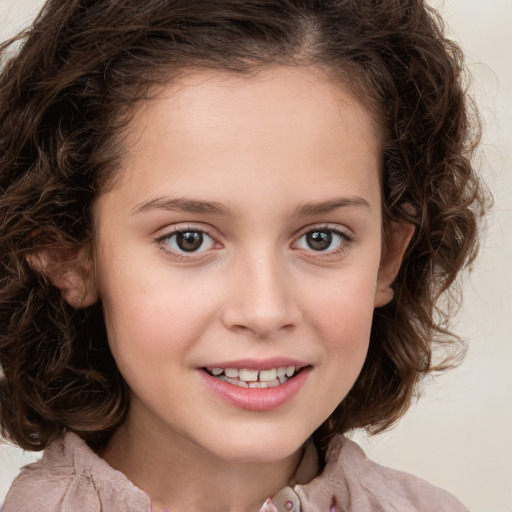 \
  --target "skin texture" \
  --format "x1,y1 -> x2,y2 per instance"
59,66 -> 412,512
